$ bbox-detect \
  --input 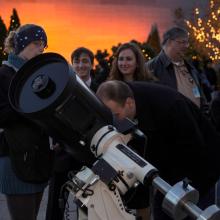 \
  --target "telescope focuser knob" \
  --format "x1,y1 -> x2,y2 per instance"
182,177 -> 192,190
